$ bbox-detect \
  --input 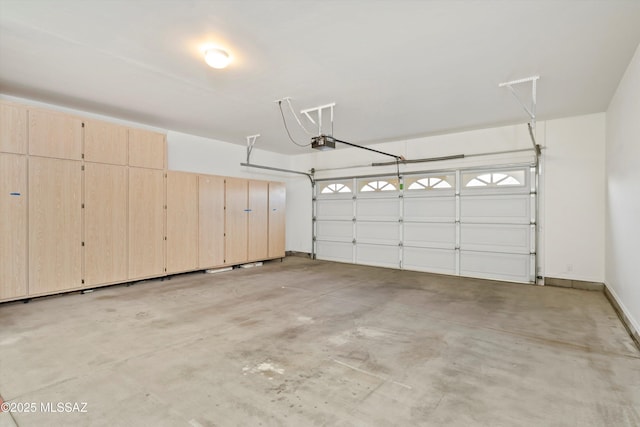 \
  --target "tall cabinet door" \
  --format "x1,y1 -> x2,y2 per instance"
0,154 -> 27,300
225,178 -> 248,265
29,157 -> 82,295
199,175 -> 225,268
129,167 -> 165,280
167,171 -> 198,274
84,163 -> 128,286
248,180 -> 269,261
0,102 -> 27,154
268,182 -> 286,258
